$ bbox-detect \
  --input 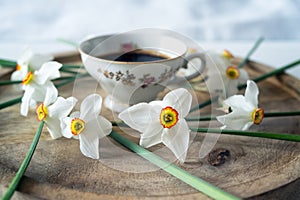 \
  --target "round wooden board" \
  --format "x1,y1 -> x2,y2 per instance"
0,52 -> 299,200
